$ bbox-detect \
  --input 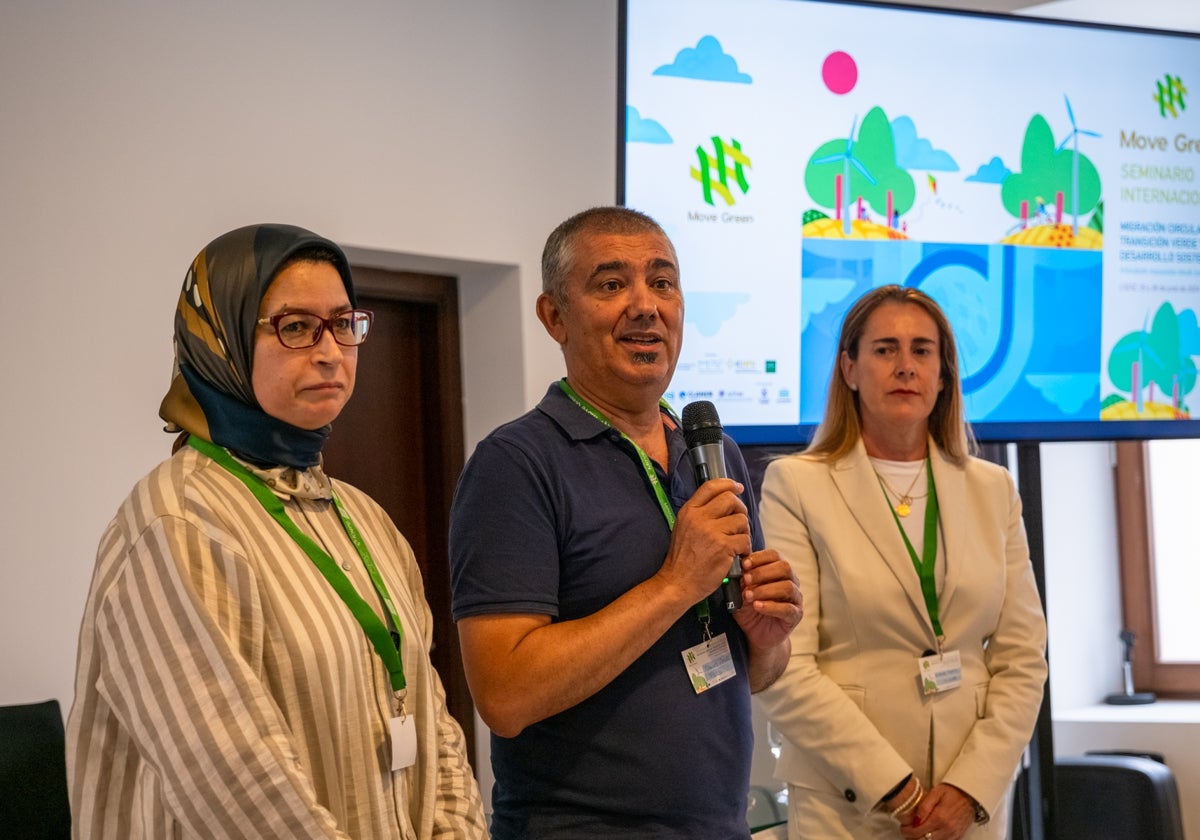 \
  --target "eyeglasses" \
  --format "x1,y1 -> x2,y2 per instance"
257,309 -> 374,349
